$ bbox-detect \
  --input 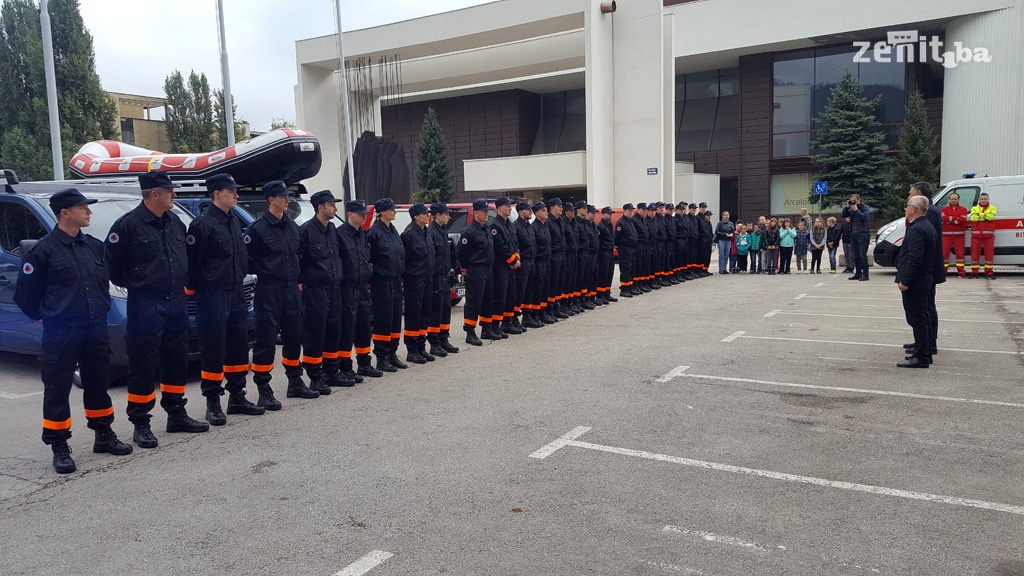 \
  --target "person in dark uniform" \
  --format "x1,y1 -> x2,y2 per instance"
245,180 -> 319,407
683,203 -> 699,279
903,182 -> 944,360
615,203 -> 638,297
896,196 -> 937,368
672,202 -> 688,282
530,202 -> 554,324
647,203 -> 662,288
426,202 -> 460,357
596,206 -> 617,303
632,203 -> 649,293
458,199 -> 494,346
585,205 -> 601,306
546,198 -> 568,319
663,202 -> 679,285
187,173 -> 264,426
337,200 -> 380,379
490,197 -> 521,337
561,202 -> 579,315
298,190 -> 344,396
401,203 -> 435,364
572,201 -> 591,310
513,201 -> 539,329
654,202 -> 670,286
106,171 -> 208,450
698,202 -> 713,276
15,188 -> 133,473
367,198 -> 407,371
